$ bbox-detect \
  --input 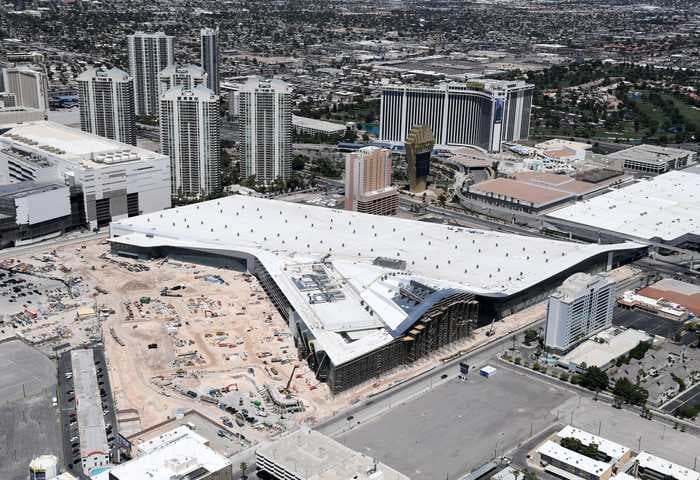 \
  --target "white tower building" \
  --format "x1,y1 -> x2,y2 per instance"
545,272 -> 616,353
127,31 -> 174,116
77,66 -> 136,145
2,65 -> 49,111
158,64 -> 207,98
159,85 -> 221,198
200,28 -> 220,95
238,77 -> 292,184
379,80 -> 533,153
